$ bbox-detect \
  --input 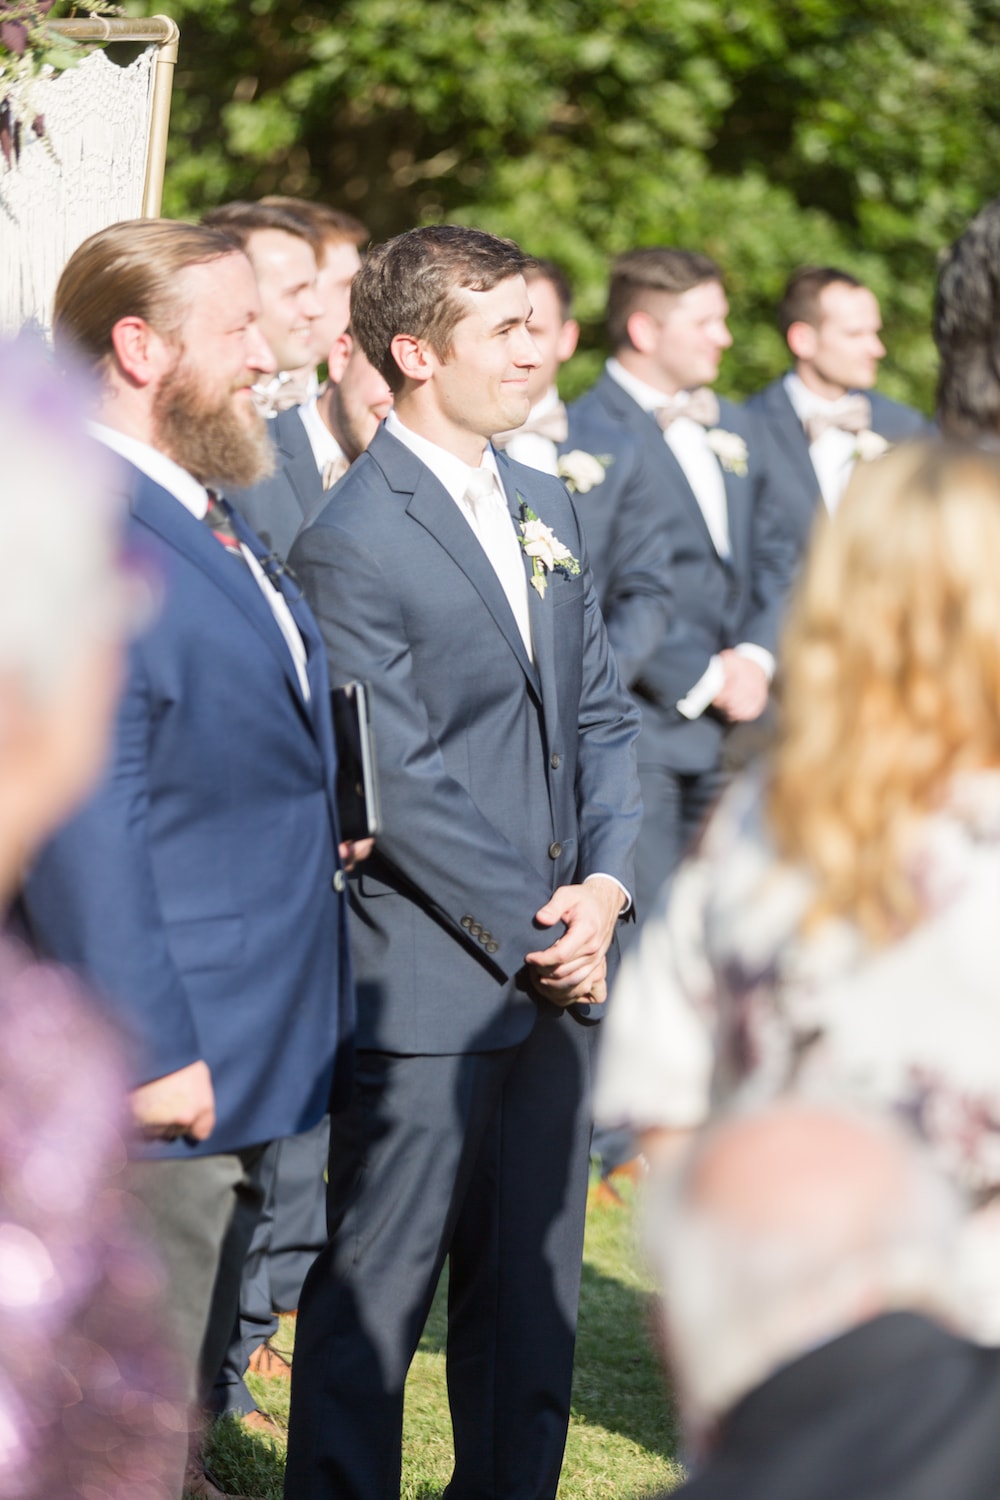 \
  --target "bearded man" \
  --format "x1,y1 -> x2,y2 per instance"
20,220 -> 357,1500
